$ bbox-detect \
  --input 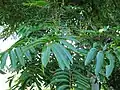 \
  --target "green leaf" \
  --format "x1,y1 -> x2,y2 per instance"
95,51 -> 104,75
51,44 -> 65,70
54,71 -> 69,76
21,46 -> 32,61
23,0 -> 48,7
41,45 -> 51,67
77,77 -> 90,87
57,43 -> 73,64
51,79 -> 69,84
52,75 -> 69,81
103,44 -> 107,51
55,43 -> 71,69
0,52 -> 8,69
15,48 -> 25,66
57,85 -> 69,90
105,51 -> 115,78
30,47 -> 36,53
23,36 -> 49,51
9,50 -> 17,69
76,80 -> 90,89
73,70 -> 90,82
85,48 -> 97,65
114,48 -> 120,62
24,50 -> 32,61
93,42 -> 98,48
106,65 -> 112,78
73,74 -> 89,84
